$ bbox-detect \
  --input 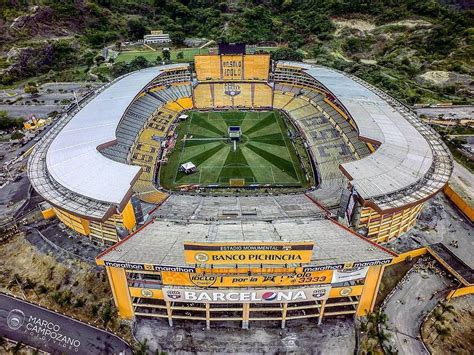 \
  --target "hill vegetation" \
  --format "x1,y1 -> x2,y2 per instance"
0,0 -> 472,104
